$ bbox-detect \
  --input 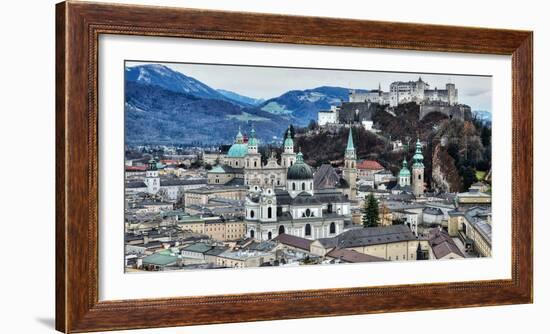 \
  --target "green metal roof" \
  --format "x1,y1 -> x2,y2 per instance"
399,159 -> 411,176
283,126 -> 294,148
227,143 -> 248,157
183,243 -> 212,253
346,127 -> 355,151
287,152 -> 314,180
248,127 -> 258,147
412,139 -> 424,168
142,253 -> 178,266
210,165 -> 226,173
